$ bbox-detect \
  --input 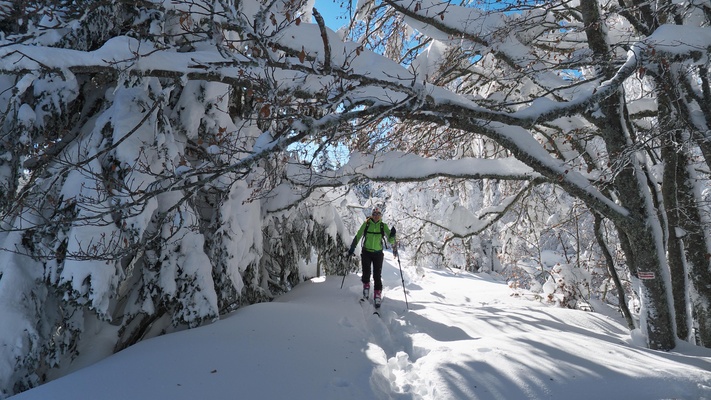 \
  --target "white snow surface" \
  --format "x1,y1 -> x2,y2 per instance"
12,252 -> 711,400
